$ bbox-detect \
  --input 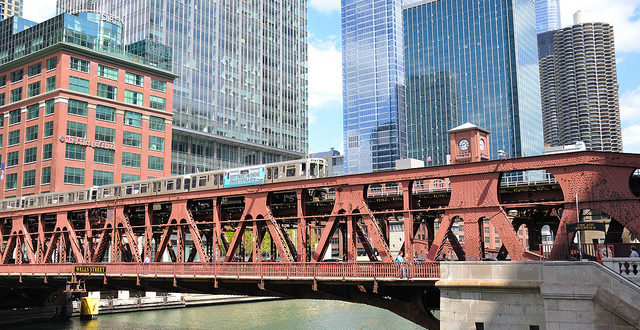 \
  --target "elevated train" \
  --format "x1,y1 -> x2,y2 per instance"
0,158 -> 328,213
